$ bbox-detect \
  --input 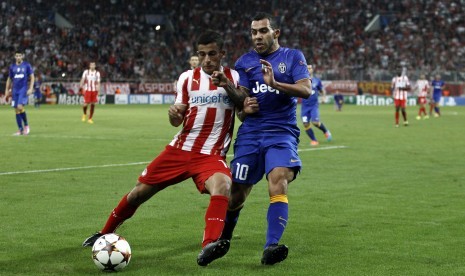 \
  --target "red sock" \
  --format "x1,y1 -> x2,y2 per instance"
421,107 -> 426,115
395,112 -> 399,124
202,195 -> 228,247
101,194 -> 139,234
83,106 -> 87,115
89,104 -> 95,119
